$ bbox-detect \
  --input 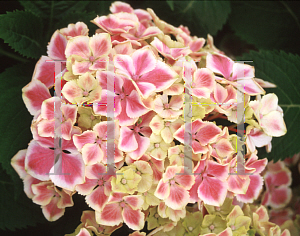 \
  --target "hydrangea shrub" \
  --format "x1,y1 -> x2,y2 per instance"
10,1 -> 294,236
